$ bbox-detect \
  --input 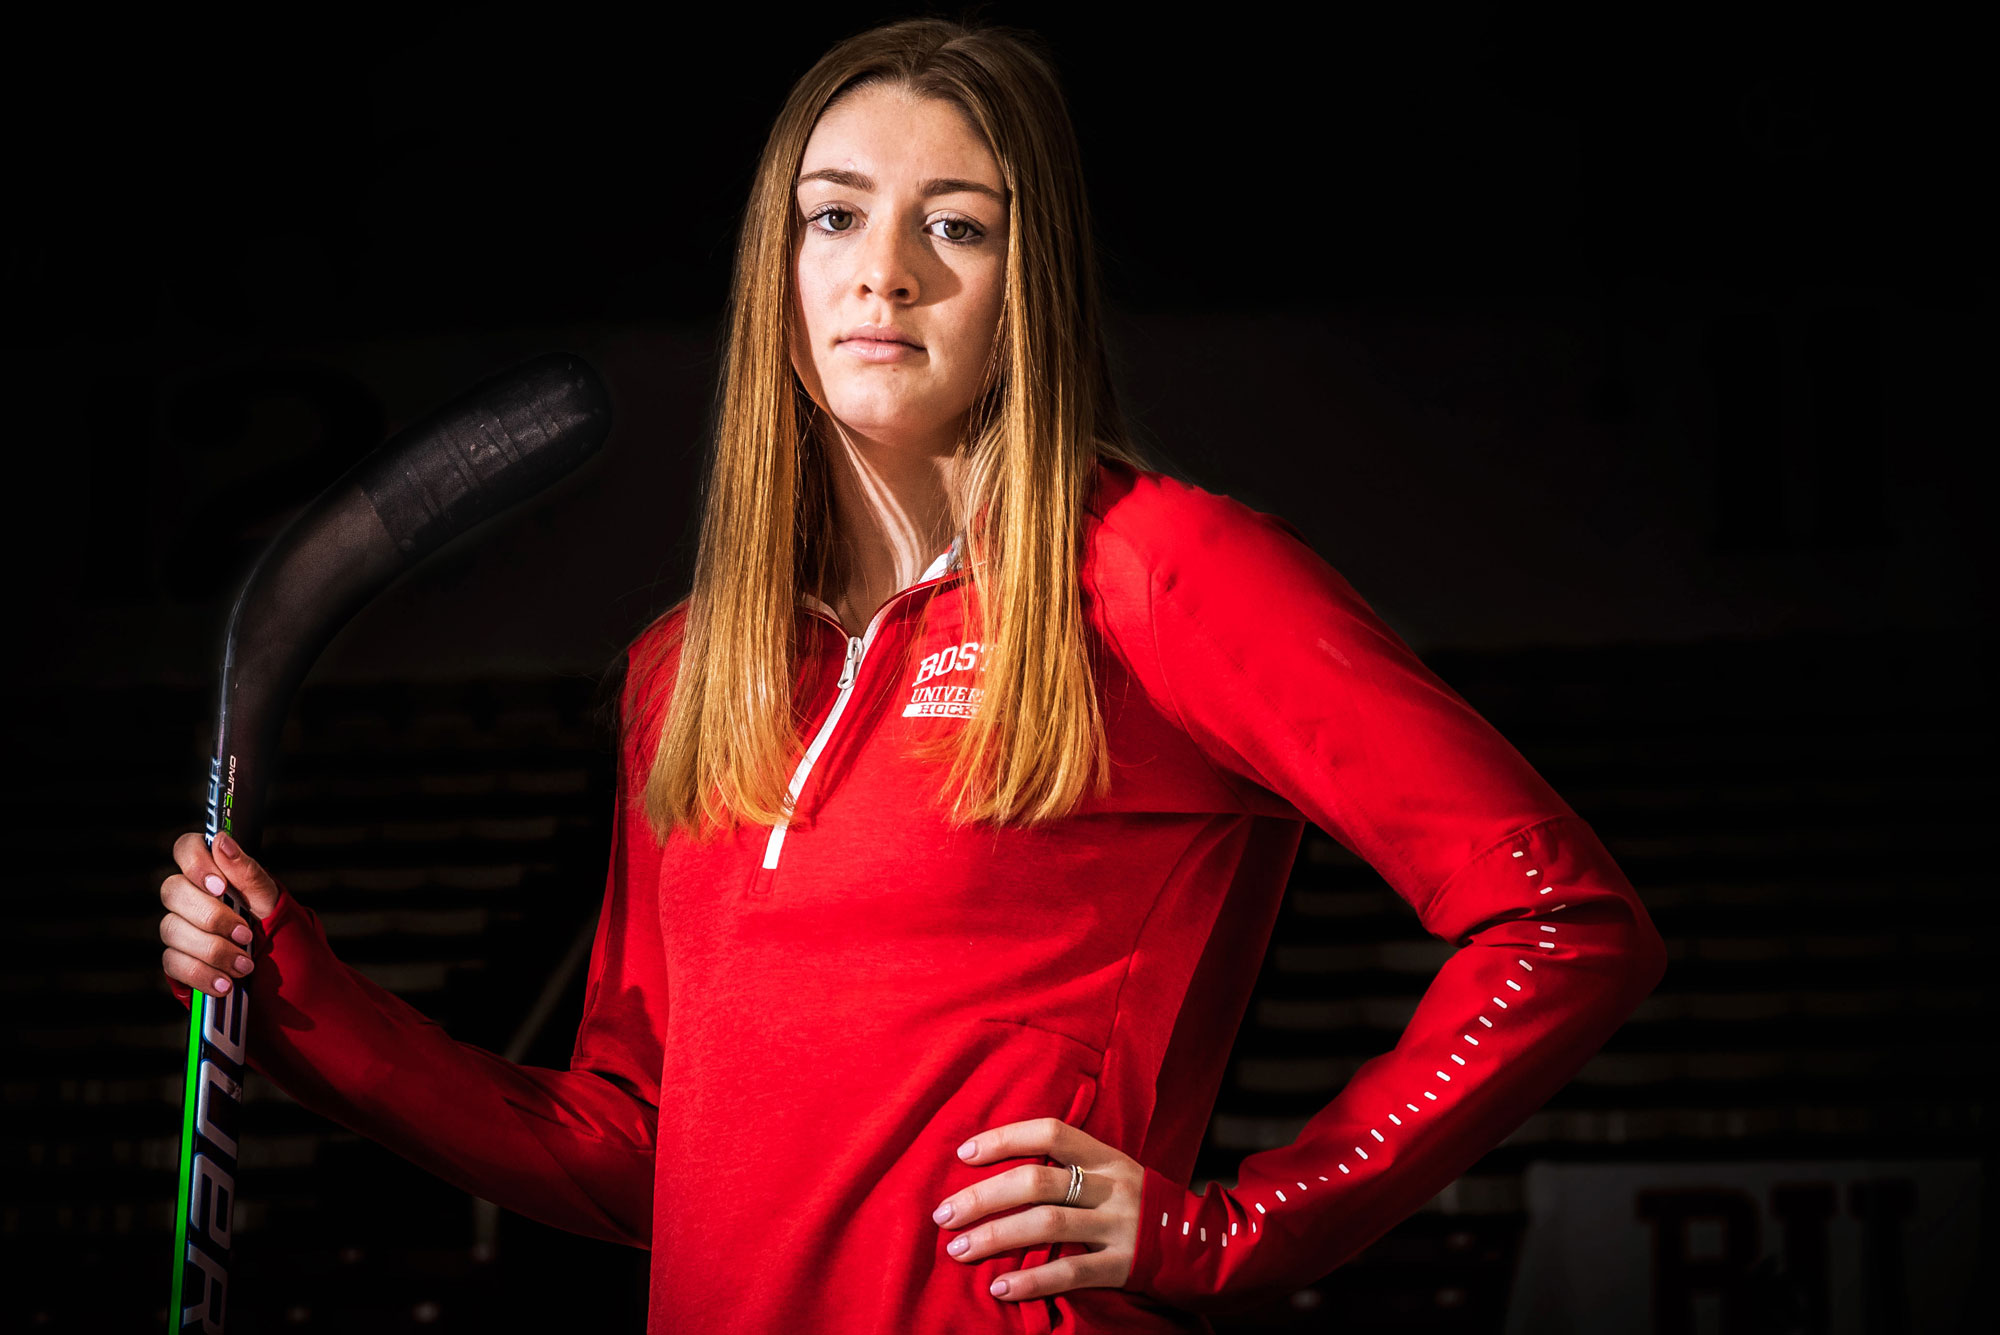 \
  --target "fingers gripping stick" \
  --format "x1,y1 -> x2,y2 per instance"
167,354 -> 612,1332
